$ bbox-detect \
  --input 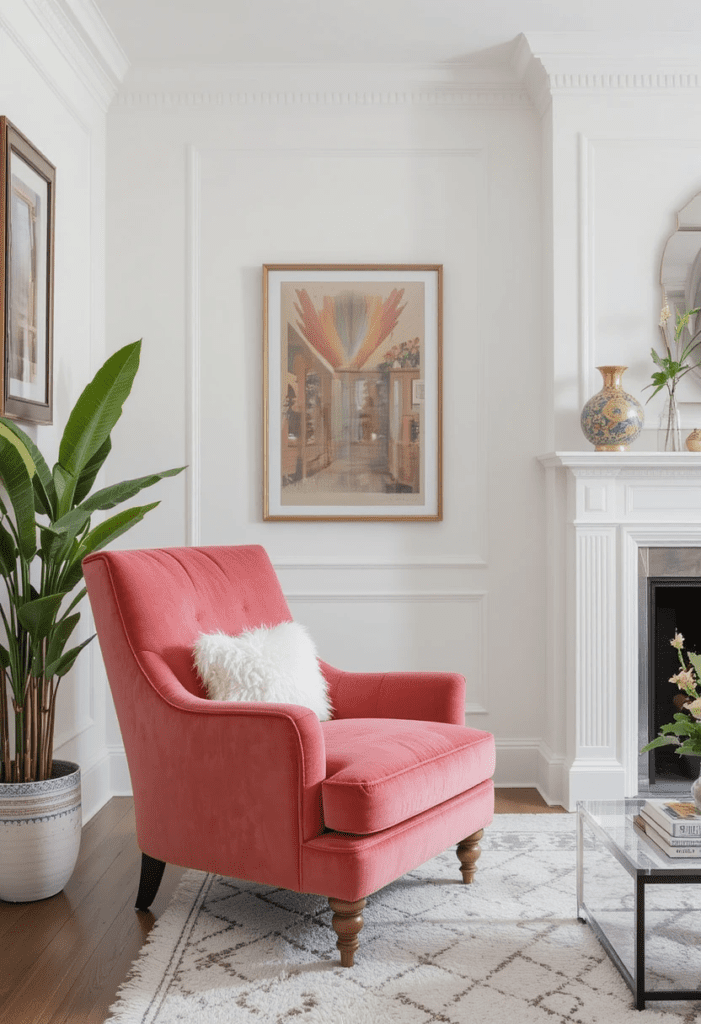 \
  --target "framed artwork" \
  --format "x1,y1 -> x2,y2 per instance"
263,264 -> 442,521
0,118 -> 55,424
